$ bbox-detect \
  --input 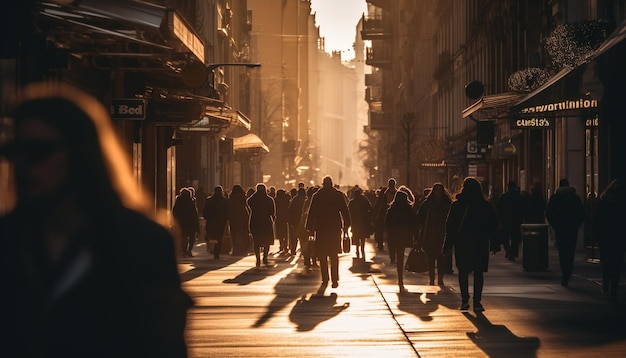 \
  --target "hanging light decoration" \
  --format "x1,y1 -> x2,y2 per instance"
544,20 -> 611,69
507,67 -> 551,92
